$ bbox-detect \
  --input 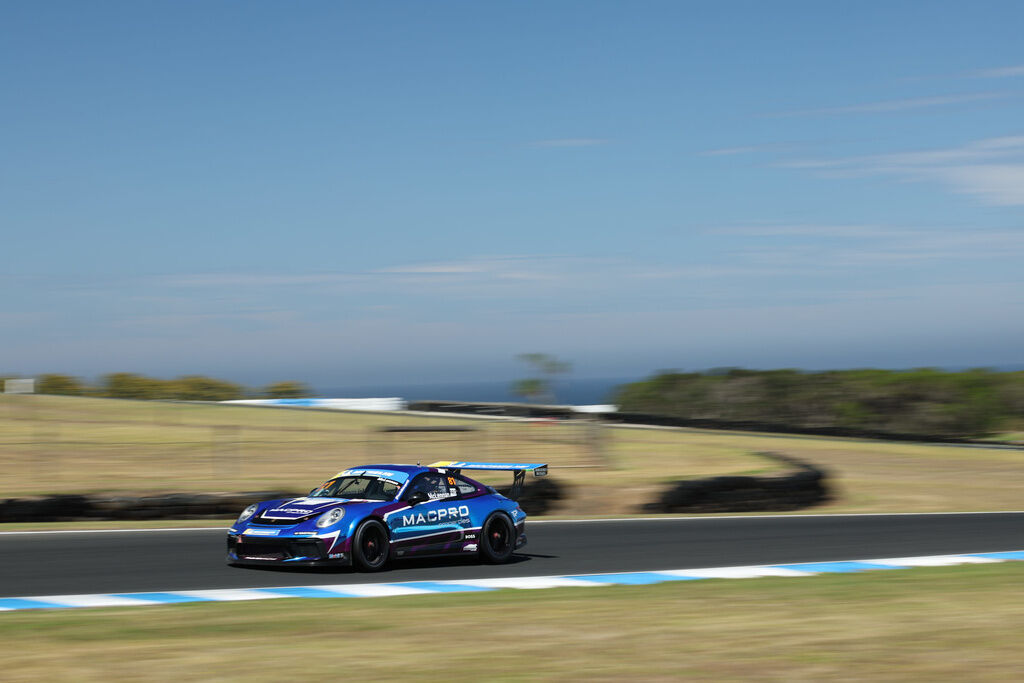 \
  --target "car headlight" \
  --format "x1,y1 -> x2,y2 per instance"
316,507 -> 345,528
237,504 -> 258,523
